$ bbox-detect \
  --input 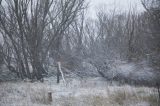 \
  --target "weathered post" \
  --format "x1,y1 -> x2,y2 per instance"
156,82 -> 160,103
48,92 -> 52,103
57,63 -> 60,83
